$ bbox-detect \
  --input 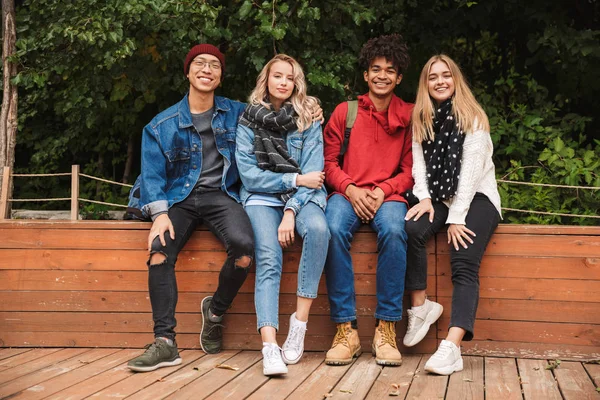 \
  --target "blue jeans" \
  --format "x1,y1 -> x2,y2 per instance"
246,202 -> 330,331
325,194 -> 408,322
